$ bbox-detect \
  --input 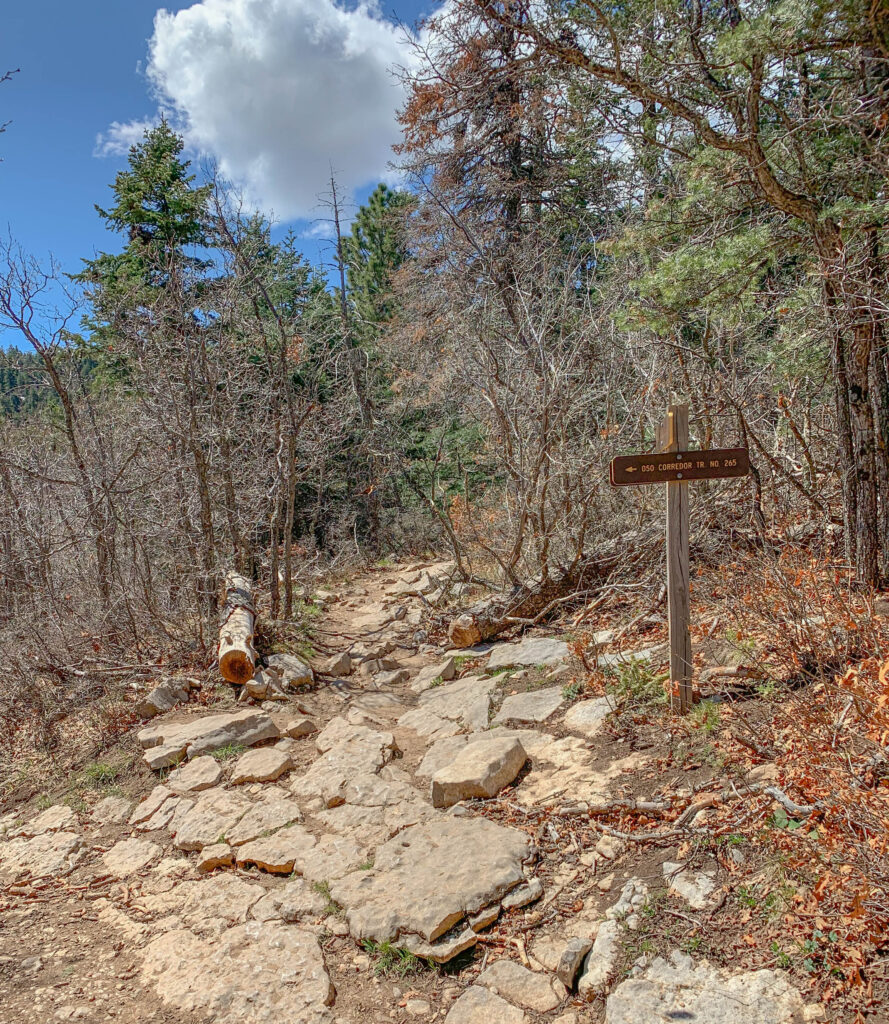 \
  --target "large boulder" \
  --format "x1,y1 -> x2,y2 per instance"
430,737 -> 527,808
